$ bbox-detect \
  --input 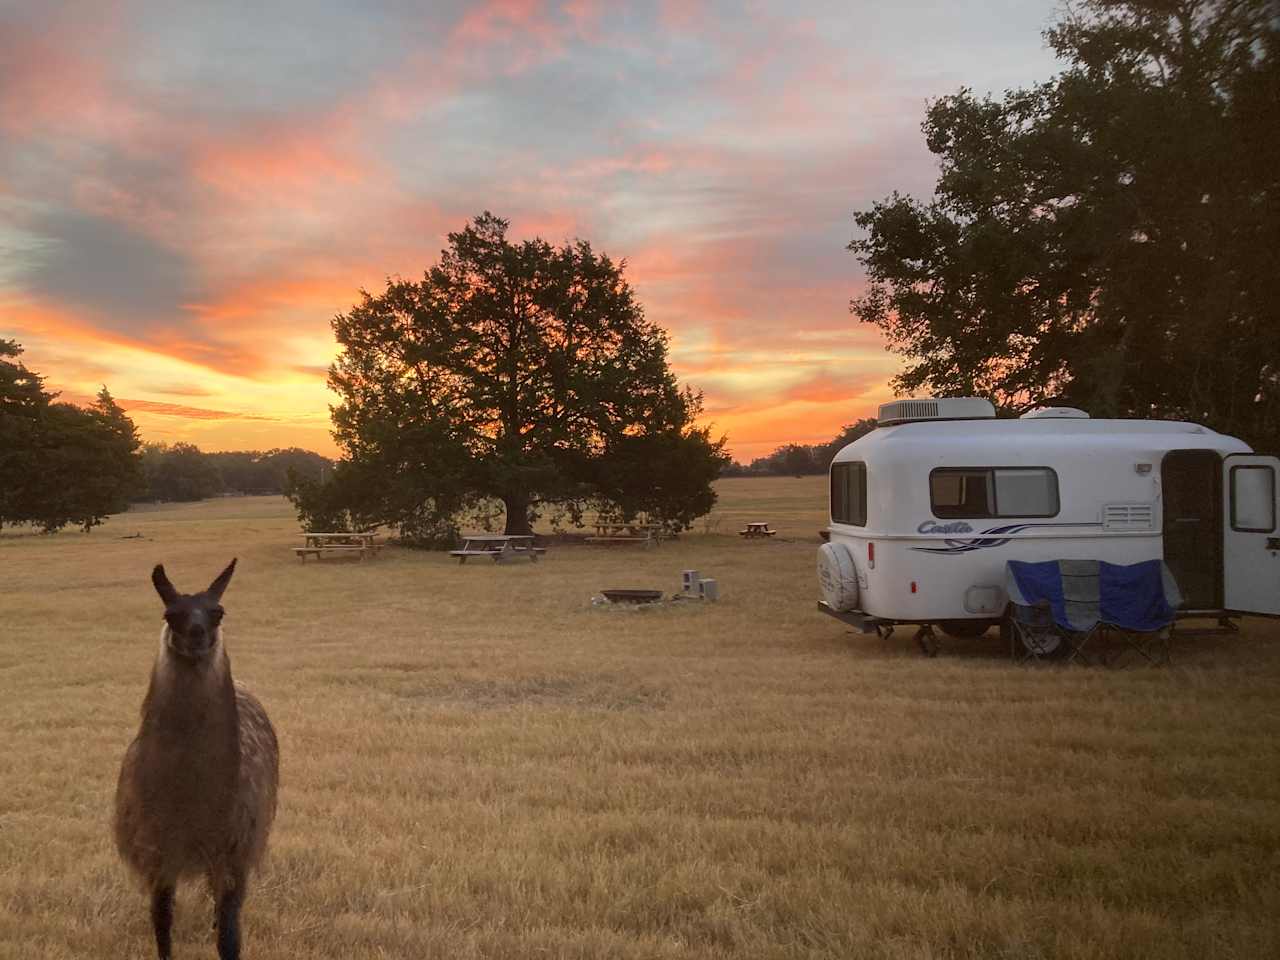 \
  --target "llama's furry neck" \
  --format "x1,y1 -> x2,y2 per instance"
143,624 -> 237,735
